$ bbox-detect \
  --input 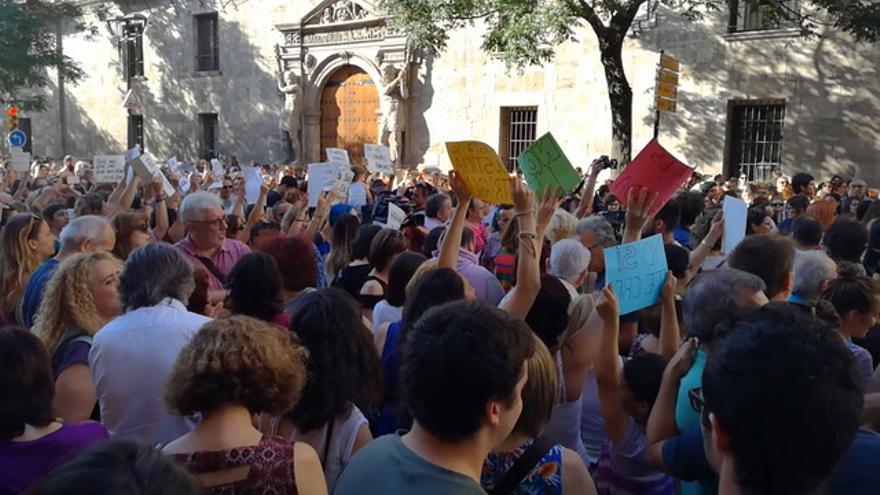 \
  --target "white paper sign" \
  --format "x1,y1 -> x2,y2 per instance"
132,154 -> 175,197
179,176 -> 192,194
66,175 -> 80,185
332,168 -> 354,203
307,162 -> 347,208
326,148 -> 351,165
125,146 -> 141,162
364,144 -> 393,175
211,158 -> 225,178
722,195 -> 748,254
9,151 -> 31,172
242,165 -> 263,205
94,155 -> 126,183
167,156 -> 180,177
386,202 -> 406,230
